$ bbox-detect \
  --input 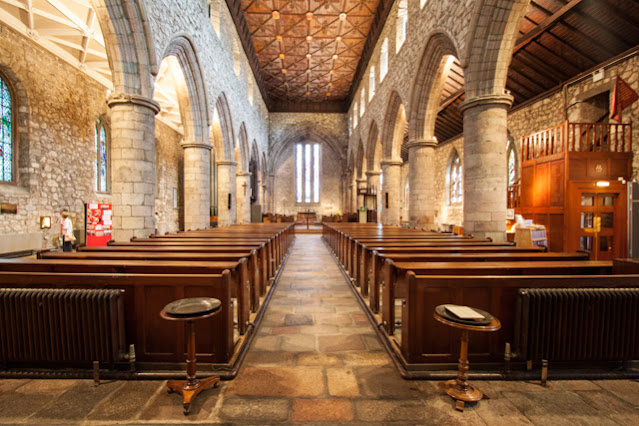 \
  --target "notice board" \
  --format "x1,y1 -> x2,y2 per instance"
85,203 -> 113,246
